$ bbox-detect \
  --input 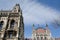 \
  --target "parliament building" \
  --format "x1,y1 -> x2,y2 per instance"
32,24 -> 54,40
